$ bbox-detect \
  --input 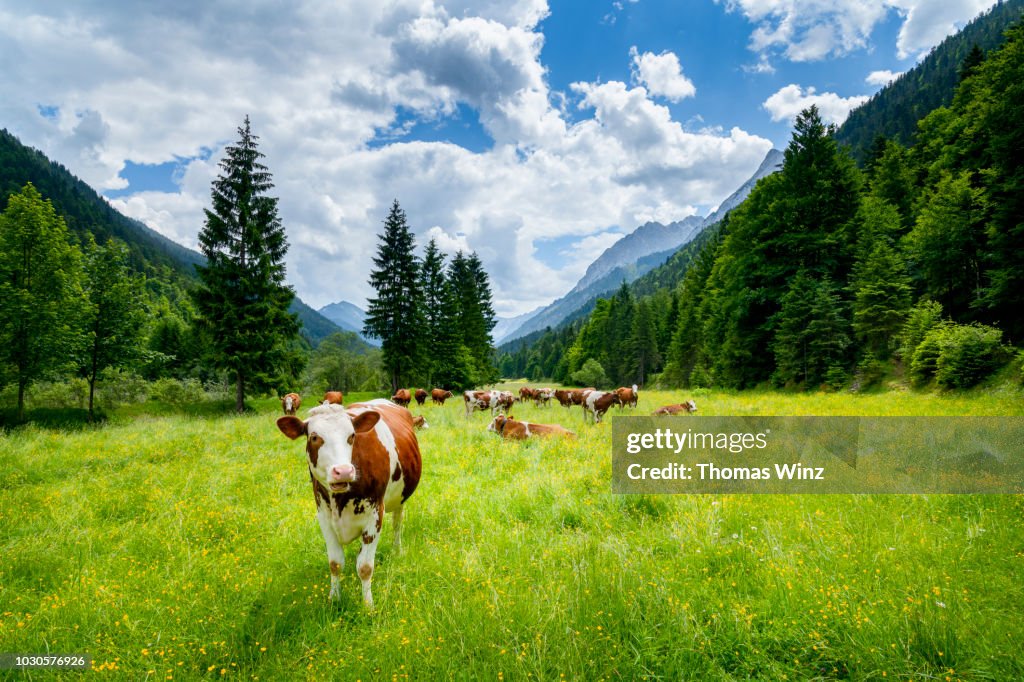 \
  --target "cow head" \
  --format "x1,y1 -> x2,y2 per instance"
487,415 -> 508,433
686,399 -> 698,413
277,404 -> 380,493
